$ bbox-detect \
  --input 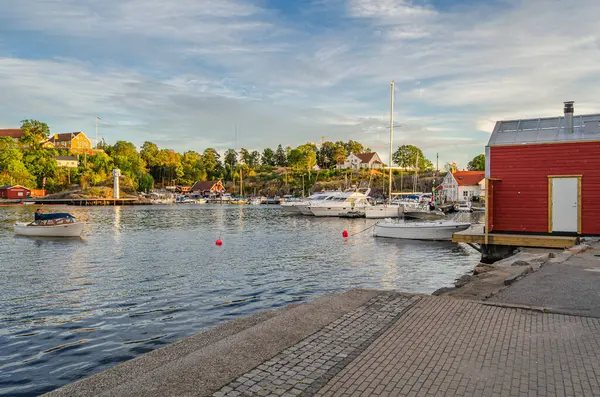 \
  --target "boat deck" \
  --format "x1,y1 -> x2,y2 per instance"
453,226 -> 579,249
